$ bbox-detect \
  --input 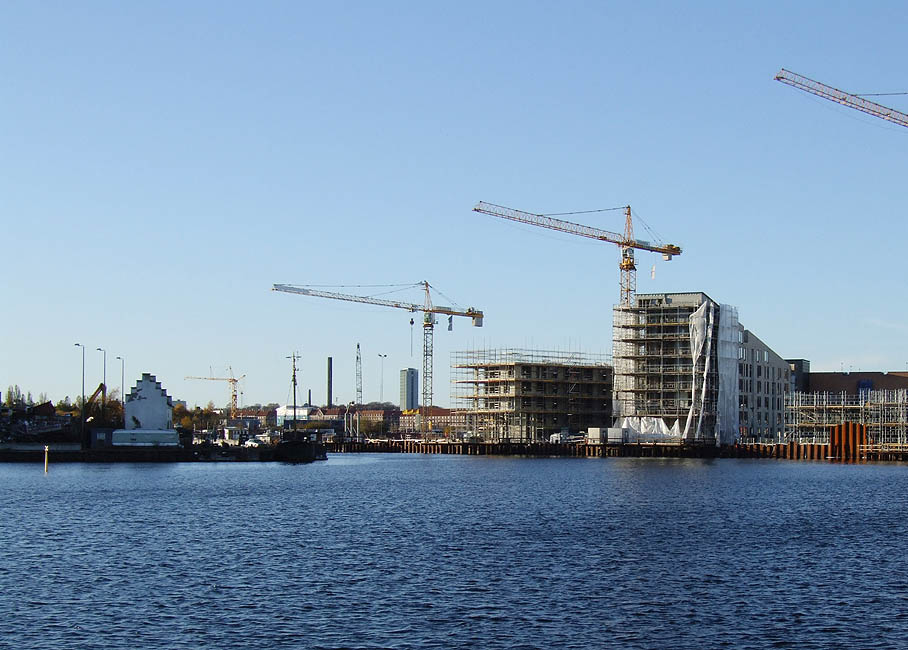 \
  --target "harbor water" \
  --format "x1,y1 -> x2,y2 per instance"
2,455 -> 908,649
